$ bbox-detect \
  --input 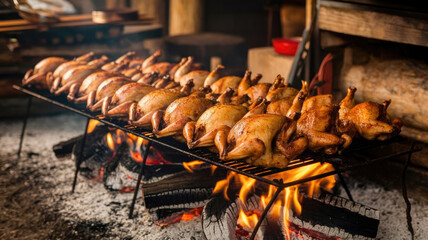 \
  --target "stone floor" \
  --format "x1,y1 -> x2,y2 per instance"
0,113 -> 427,239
